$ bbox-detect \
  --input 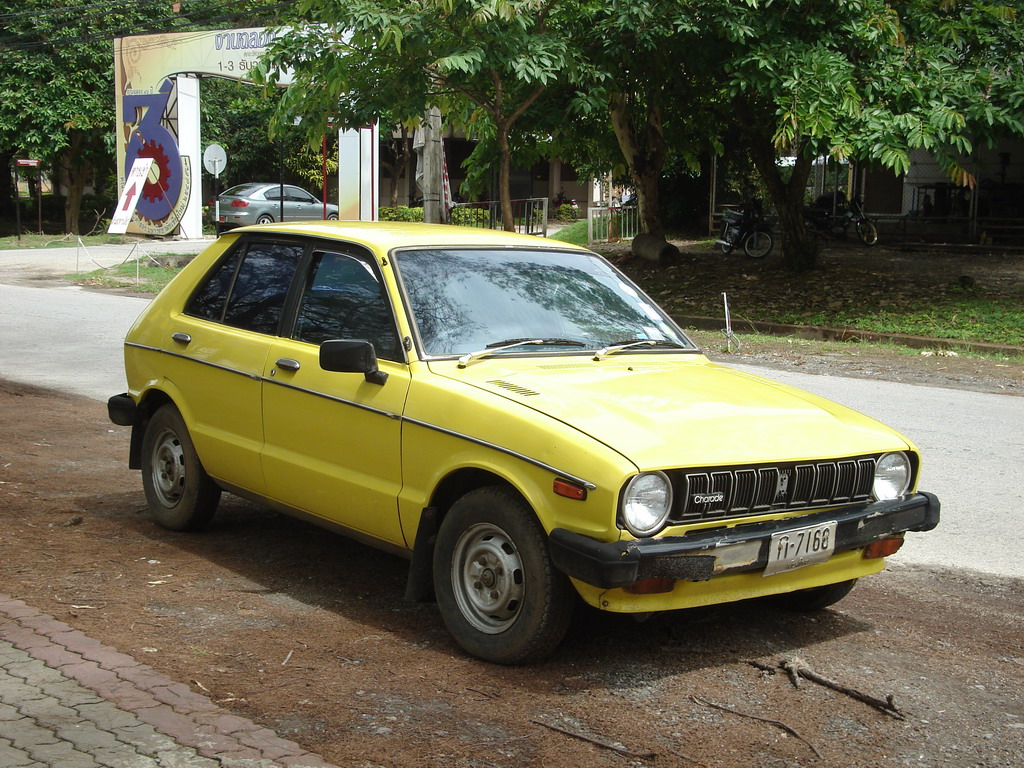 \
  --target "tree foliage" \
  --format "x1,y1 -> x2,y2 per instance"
260,0 -> 1024,271
0,0 -> 299,233
260,0 -> 581,227
690,0 -> 1024,269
